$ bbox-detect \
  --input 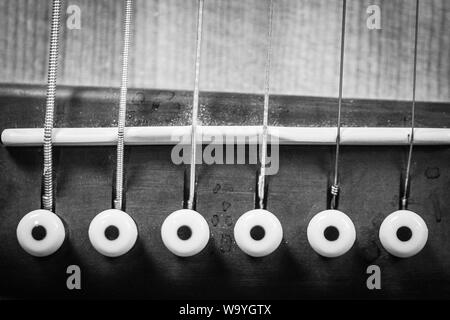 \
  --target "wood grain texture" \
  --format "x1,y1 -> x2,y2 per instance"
0,85 -> 450,299
1,84 -> 449,128
0,0 -> 449,101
